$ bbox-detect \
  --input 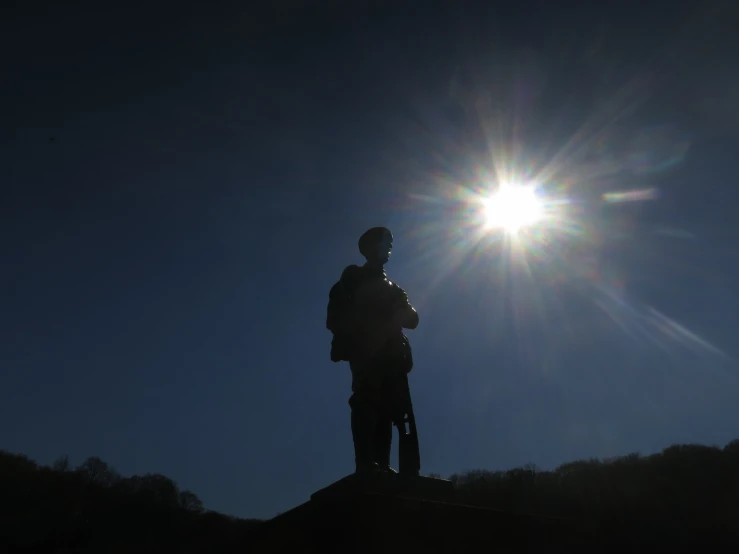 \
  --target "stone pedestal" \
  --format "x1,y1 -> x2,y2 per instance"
246,473 -> 591,553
